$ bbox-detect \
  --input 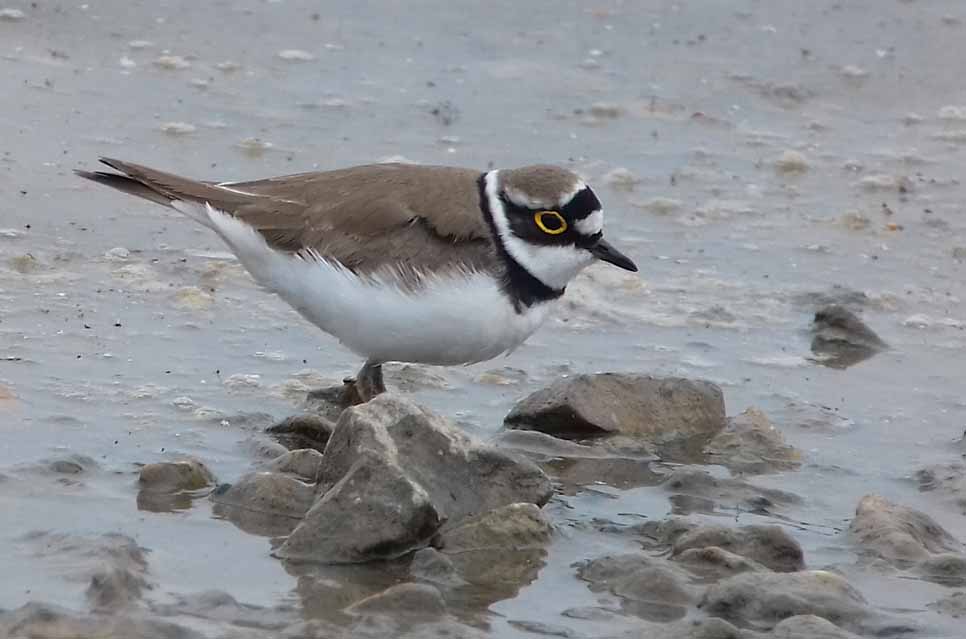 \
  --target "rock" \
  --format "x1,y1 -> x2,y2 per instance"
775,150 -> 810,174
703,407 -> 802,474
848,494 -> 964,563
280,394 -> 550,563
409,548 -> 464,586
430,506 -> 550,596
673,546 -> 767,579
927,591 -> 966,618
810,305 -> 887,369
149,590 -> 296,630
602,167 -> 640,191
699,571 -> 871,633
264,449 -> 324,481
544,455 -> 661,491
434,503 -> 551,552
507,620 -> 578,637
87,567 -> 149,612
138,459 -> 215,493
303,384 -> 356,422
0,602 -> 204,639
345,583 -> 446,620
771,615 -> 863,638
600,617 -> 746,639
916,463 -> 966,515
0,8 -> 26,21
266,414 -> 335,452
159,121 -> 196,135
914,552 -> 966,586
278,455 -> 441,563
277,49 -> 316,61
660,467 -> 802,515
633,196 -> 683,215
504,374 -> 726,453
671,523 -> 804,572
211,472 -> 314,537
48,454 -> 97,474
590,102 -> 624,118
575,553 -> 699,622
